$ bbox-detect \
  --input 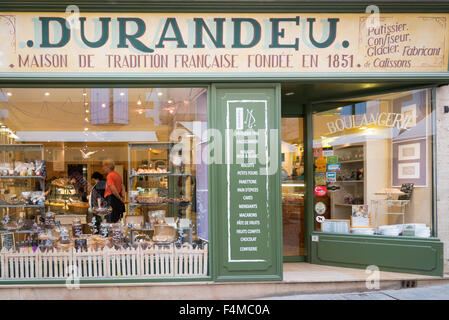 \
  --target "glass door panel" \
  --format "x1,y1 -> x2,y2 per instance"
281,117 -> 306,257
